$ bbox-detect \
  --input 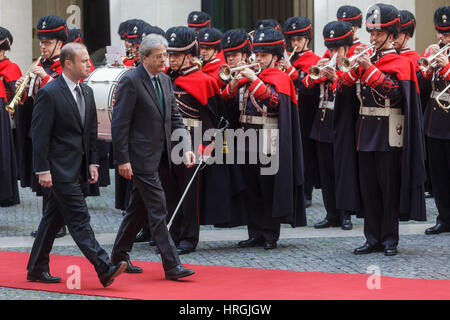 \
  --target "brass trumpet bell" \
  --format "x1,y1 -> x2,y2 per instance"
218,62 -> 261,81
418,43 -> 450,72
338,44 -> 376,73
